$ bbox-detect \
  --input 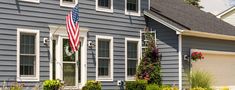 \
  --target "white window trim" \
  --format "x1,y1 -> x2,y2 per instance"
96,0 -> 114,13
125,0 -> 141,16
125,38 -> 141,81
60,0 -> 78,8
17,28 -> 40,81
96,35 -> 113,81
20,0 -> 40,3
